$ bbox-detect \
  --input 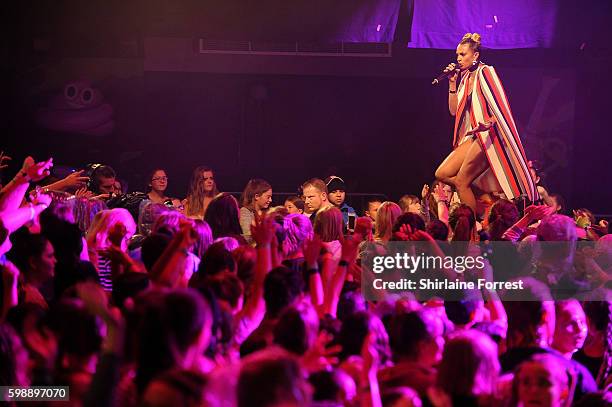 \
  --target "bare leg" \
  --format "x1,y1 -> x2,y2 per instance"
454,140 -> 489,212
435,140 -> 473,185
